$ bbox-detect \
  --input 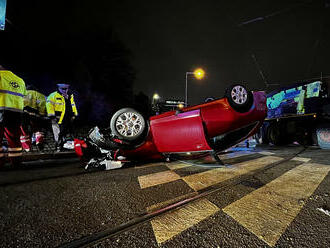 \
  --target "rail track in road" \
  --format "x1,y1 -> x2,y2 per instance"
0,159 -> 86,187
58,147 -> 308,248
